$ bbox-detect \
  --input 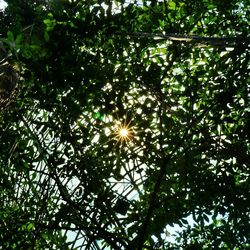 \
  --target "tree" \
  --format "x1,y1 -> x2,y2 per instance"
0,0 -> 249,249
